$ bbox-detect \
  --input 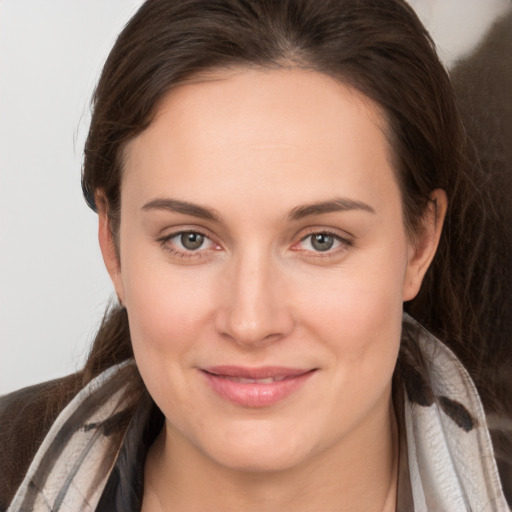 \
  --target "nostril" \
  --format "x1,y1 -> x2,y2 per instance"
217,314 -> 292,348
